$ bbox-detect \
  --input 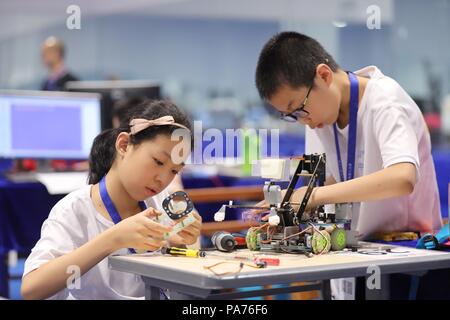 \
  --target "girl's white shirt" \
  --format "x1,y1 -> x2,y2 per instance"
23,184 -> 170,300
